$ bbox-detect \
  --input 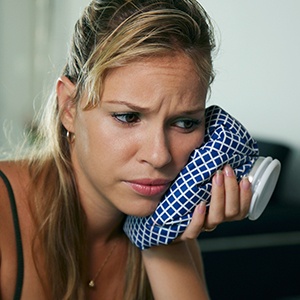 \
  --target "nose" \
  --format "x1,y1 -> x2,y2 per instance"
138,127 -> 172,169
